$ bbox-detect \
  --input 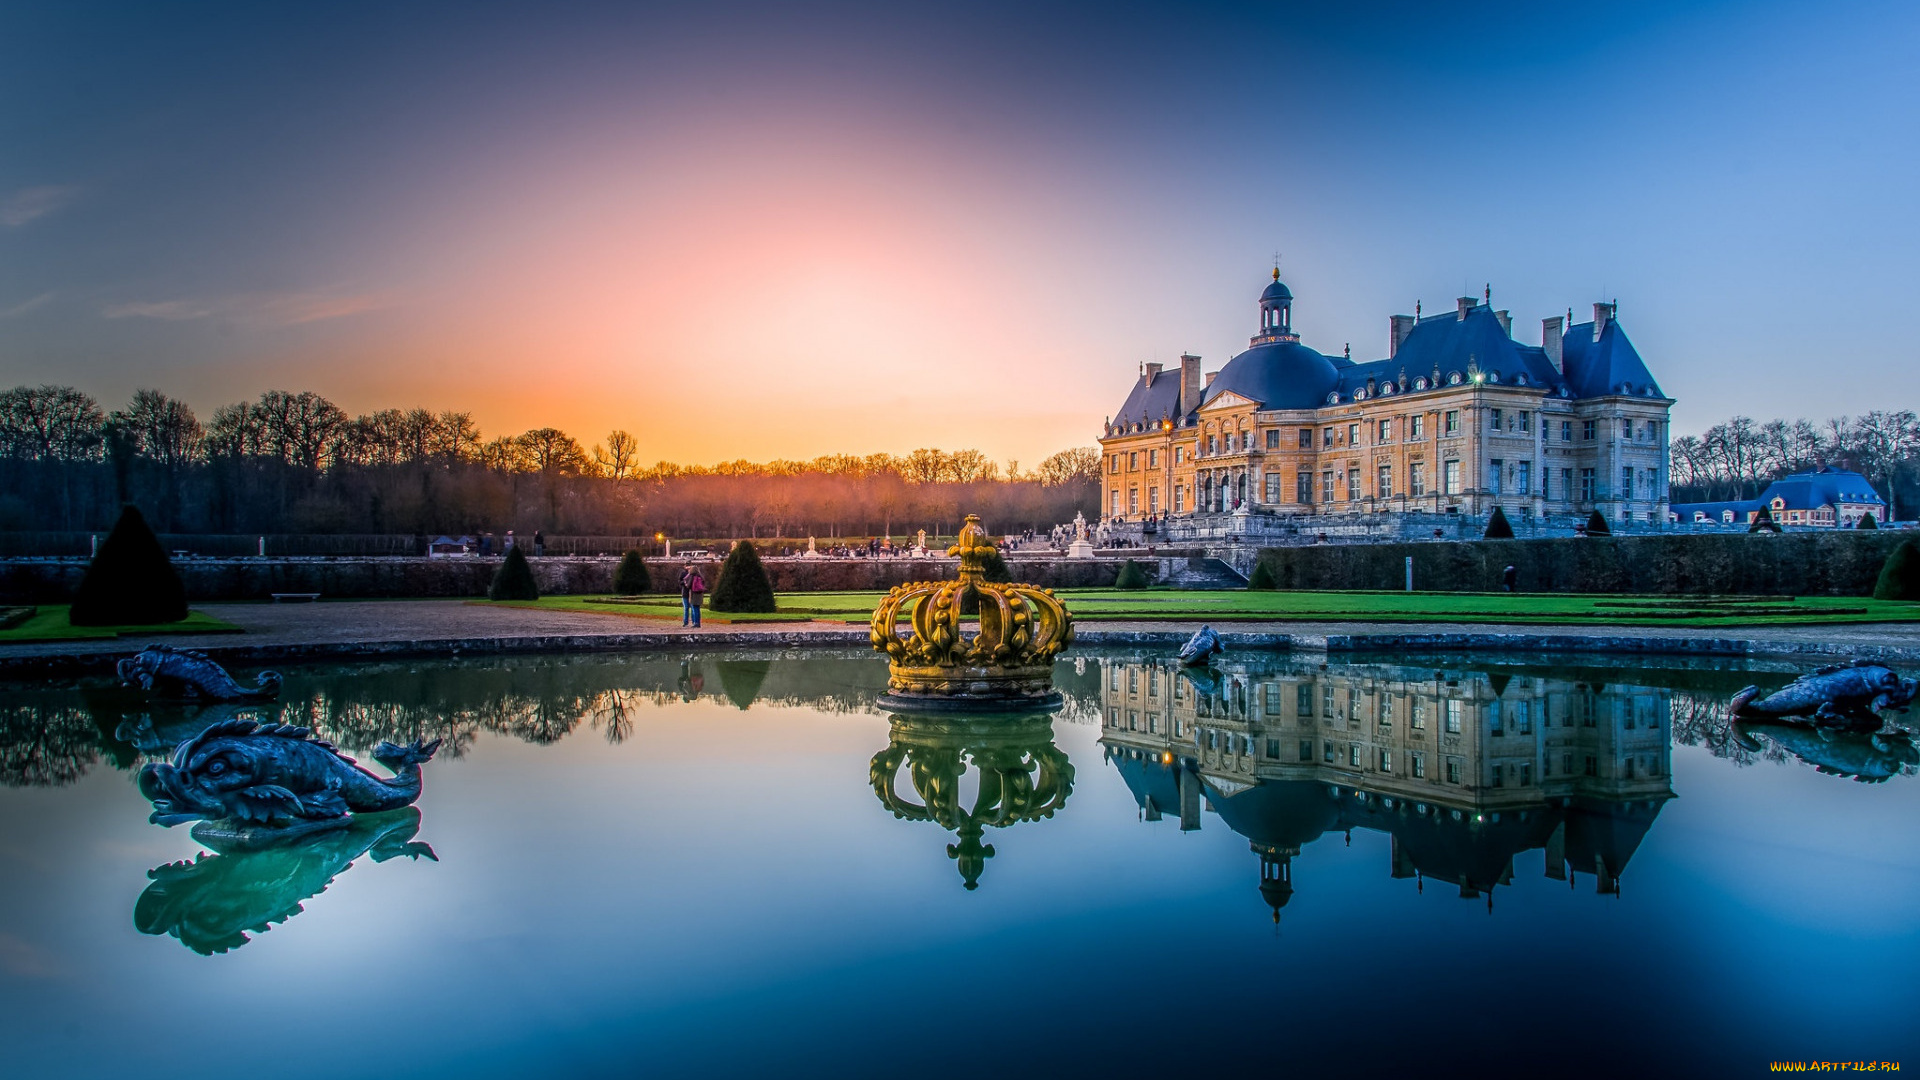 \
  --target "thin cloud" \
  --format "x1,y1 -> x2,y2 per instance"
0,185 -> 78,227
102,288 -> 397,325
0,292 -> 53,318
